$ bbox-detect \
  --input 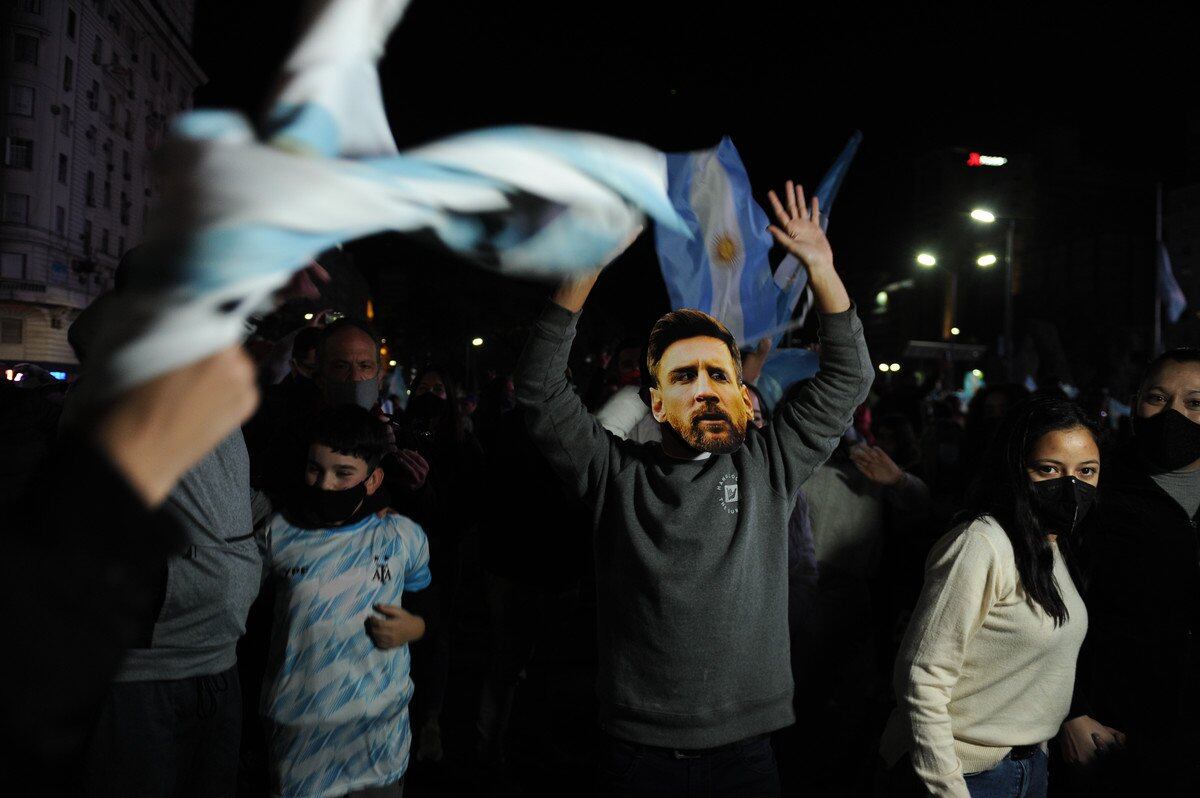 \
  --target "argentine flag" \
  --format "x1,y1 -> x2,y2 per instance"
654,137 -> 778,346
654,132 -> 862,347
